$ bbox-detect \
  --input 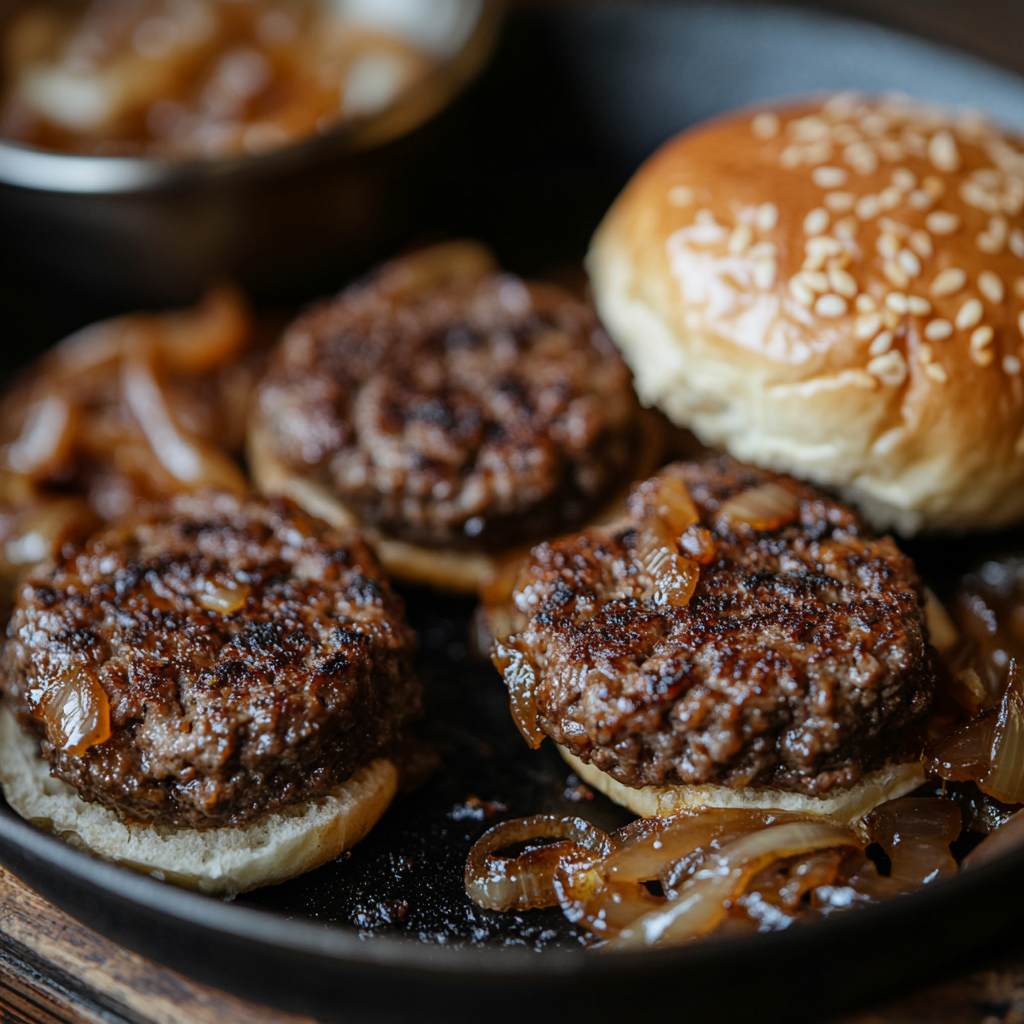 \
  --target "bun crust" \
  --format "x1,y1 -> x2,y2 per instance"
0,705 -> 397,896
588,94 -> 1024,533
560,748 -> 924,826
